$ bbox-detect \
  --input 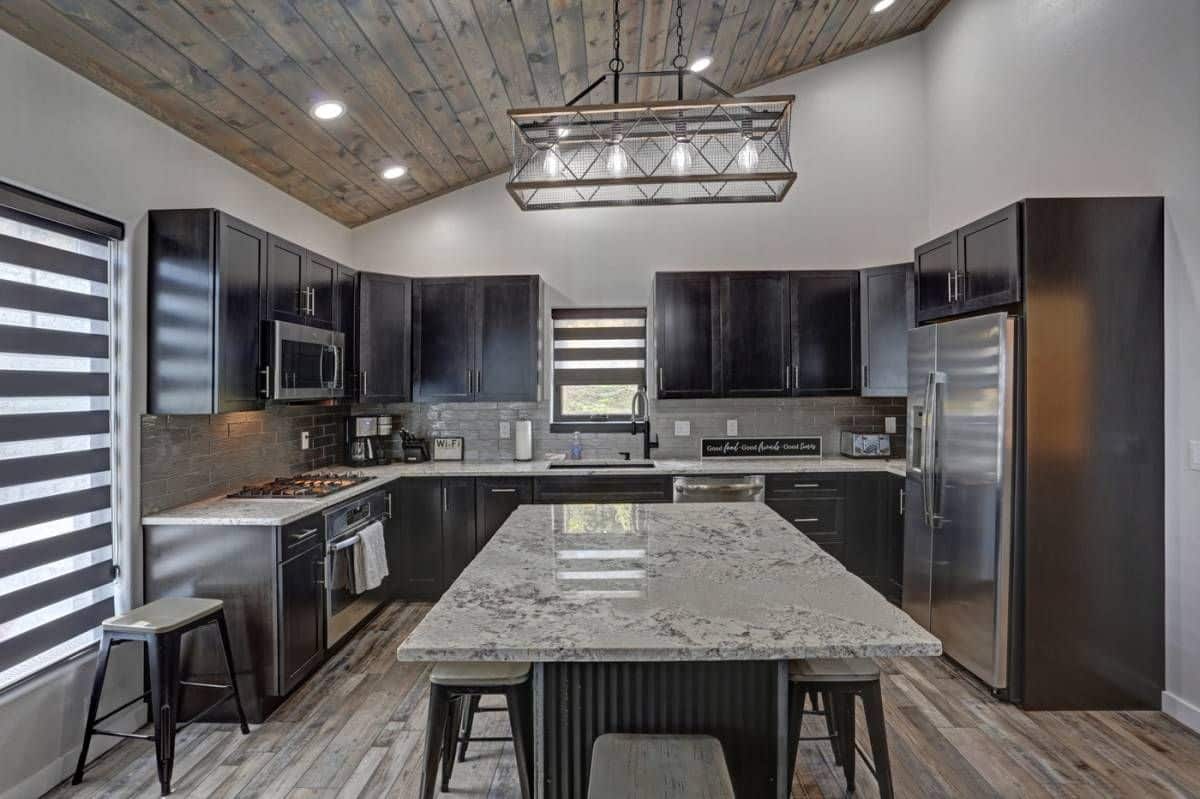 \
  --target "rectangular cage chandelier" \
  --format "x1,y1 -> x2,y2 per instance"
505,89 -> 796,211
505,0 -> 796,211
